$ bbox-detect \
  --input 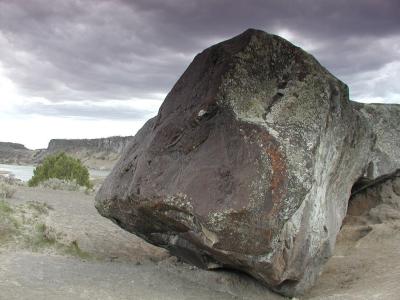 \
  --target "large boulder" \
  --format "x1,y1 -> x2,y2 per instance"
95,29 -> 375,296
